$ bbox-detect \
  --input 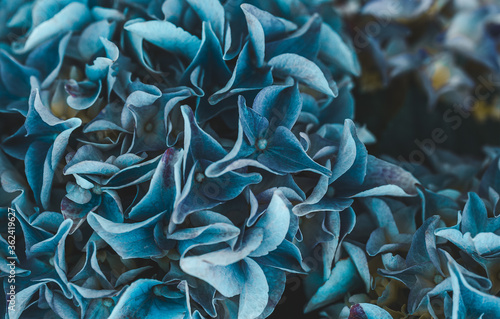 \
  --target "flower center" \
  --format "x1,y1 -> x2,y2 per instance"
195,172 -> 205,183
145,122 -> 154,132
93,185 -> 102,195
256,138 -> 268,151
326,186 -> 335,198
433,274 -> 444,285
96,251 -> 107,262
153,285 -> 164,296
103,298 -> 114,308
